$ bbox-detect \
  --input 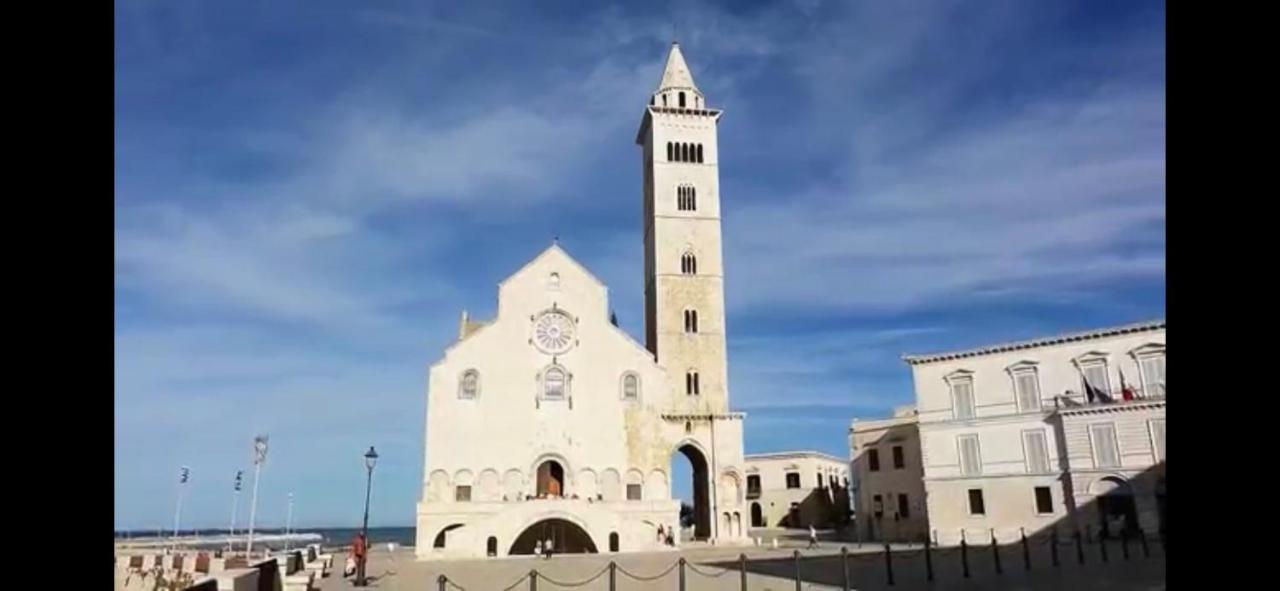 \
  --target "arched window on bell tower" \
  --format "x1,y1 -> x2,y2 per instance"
667,142 -> 674,162
683,309 -> 698,333
679,91 -> 687,108
686,370 -> 700,395
681,252 -> 697,275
